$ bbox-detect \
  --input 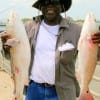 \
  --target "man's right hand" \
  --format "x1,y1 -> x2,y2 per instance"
0,32 -> 12,49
